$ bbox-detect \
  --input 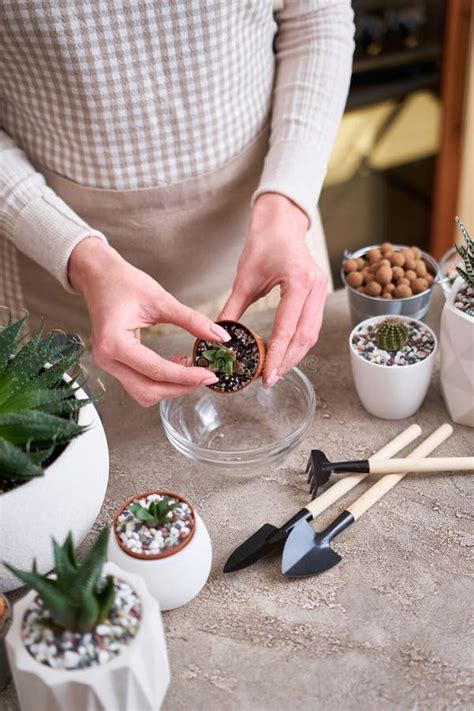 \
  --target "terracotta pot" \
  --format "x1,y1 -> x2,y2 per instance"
0,380 -> 109,593
192,319 -> 266,393
108,491 -> 212,611
6,563 -> 170,711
